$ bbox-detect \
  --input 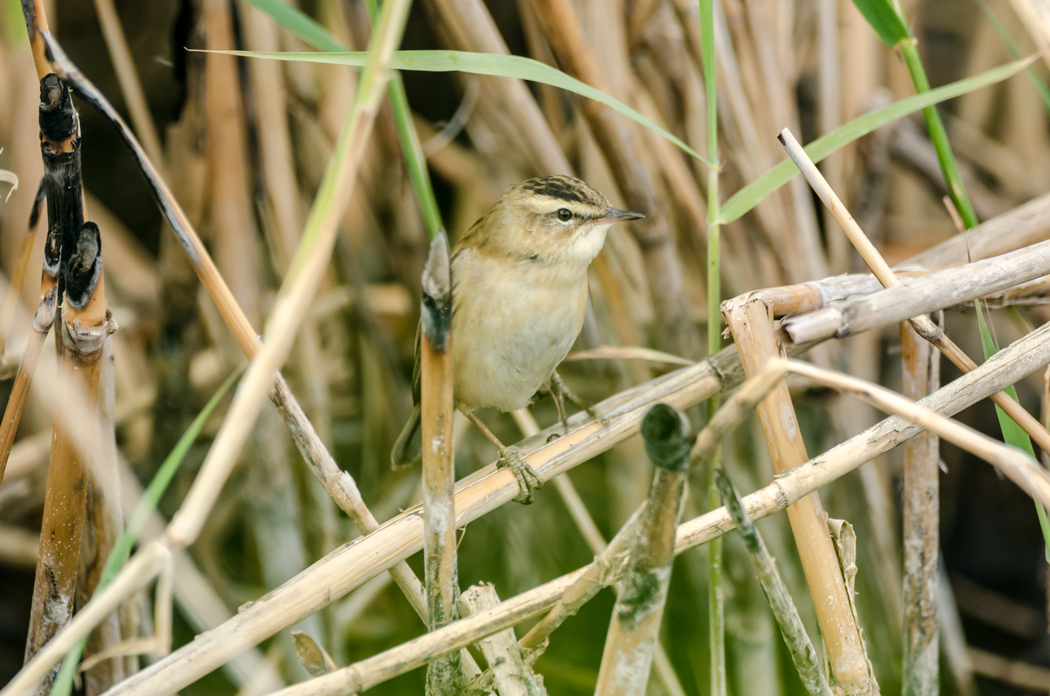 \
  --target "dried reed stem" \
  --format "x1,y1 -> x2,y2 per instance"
419,232 -> 464,693
595,404 -> 689,696
457,584 -> 546,695
24,64 -> 115,694
722,298 -> 872,693
901,321 -> 940,696
714,470 -> 833,696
